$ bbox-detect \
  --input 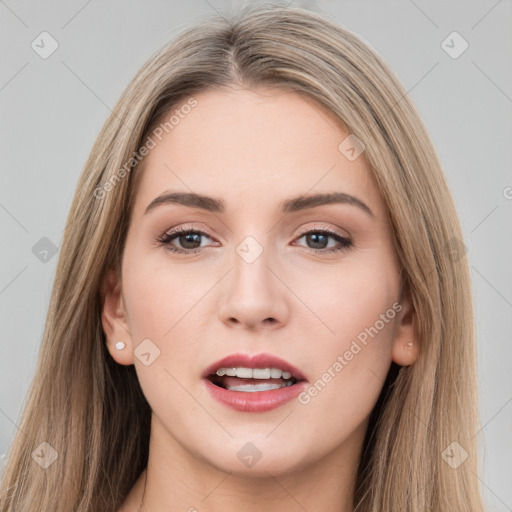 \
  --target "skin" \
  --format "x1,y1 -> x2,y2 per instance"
102,86 -> 418,512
